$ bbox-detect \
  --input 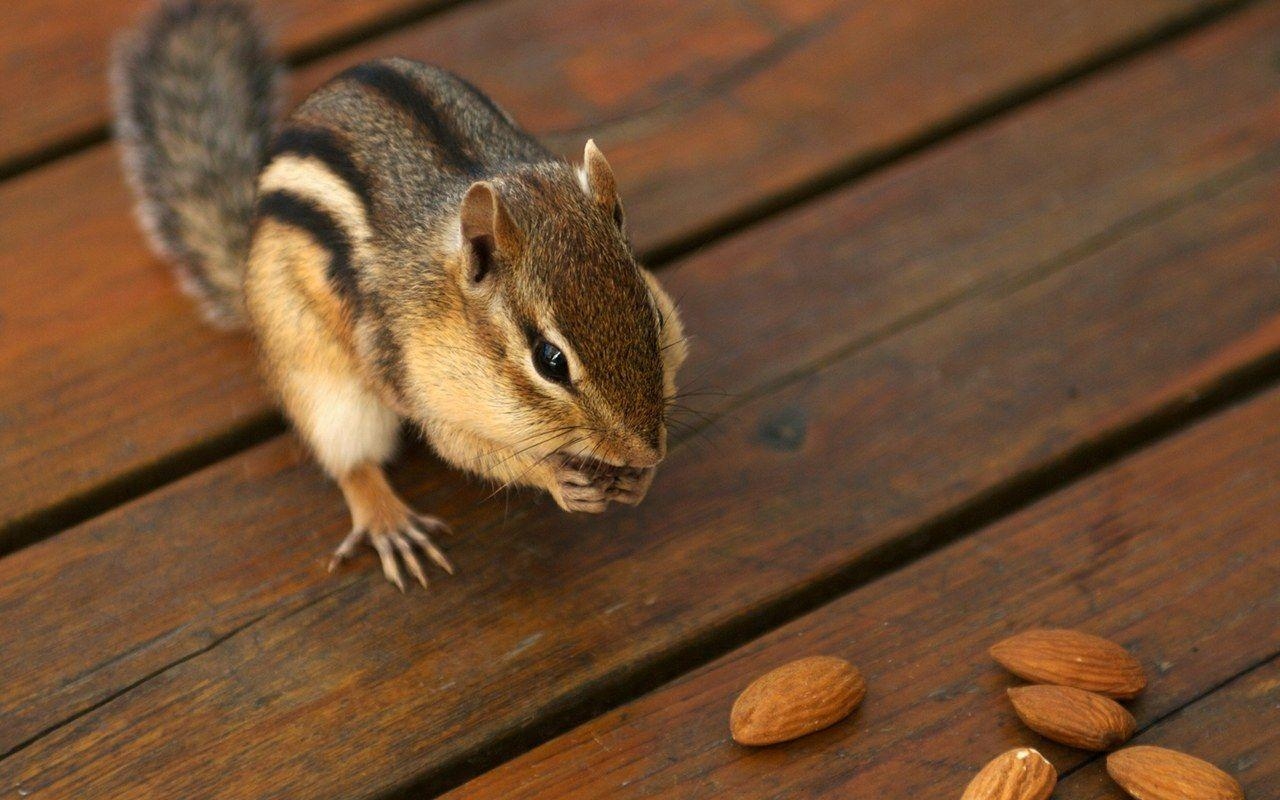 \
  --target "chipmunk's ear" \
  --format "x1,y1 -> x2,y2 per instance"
582,139 -> 624,231
459,181 -> 521,282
